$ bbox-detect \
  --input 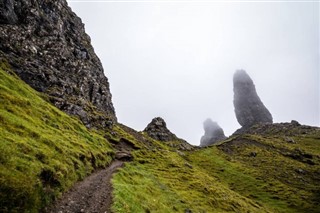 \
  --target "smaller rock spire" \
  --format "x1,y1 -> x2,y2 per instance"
200,119 -> 226,147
